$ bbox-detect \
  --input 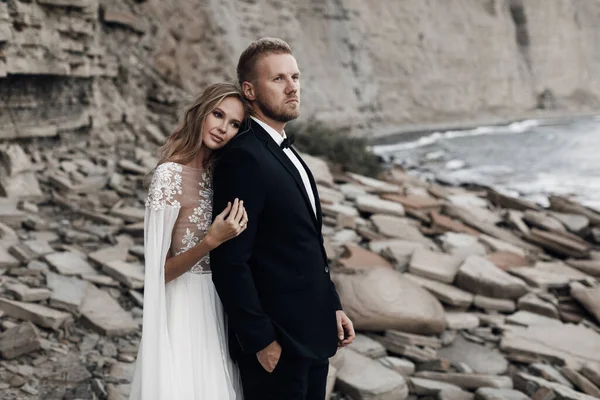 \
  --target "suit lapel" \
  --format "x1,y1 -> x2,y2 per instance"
252,121 -> 318,228
290,147 -> 323,232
